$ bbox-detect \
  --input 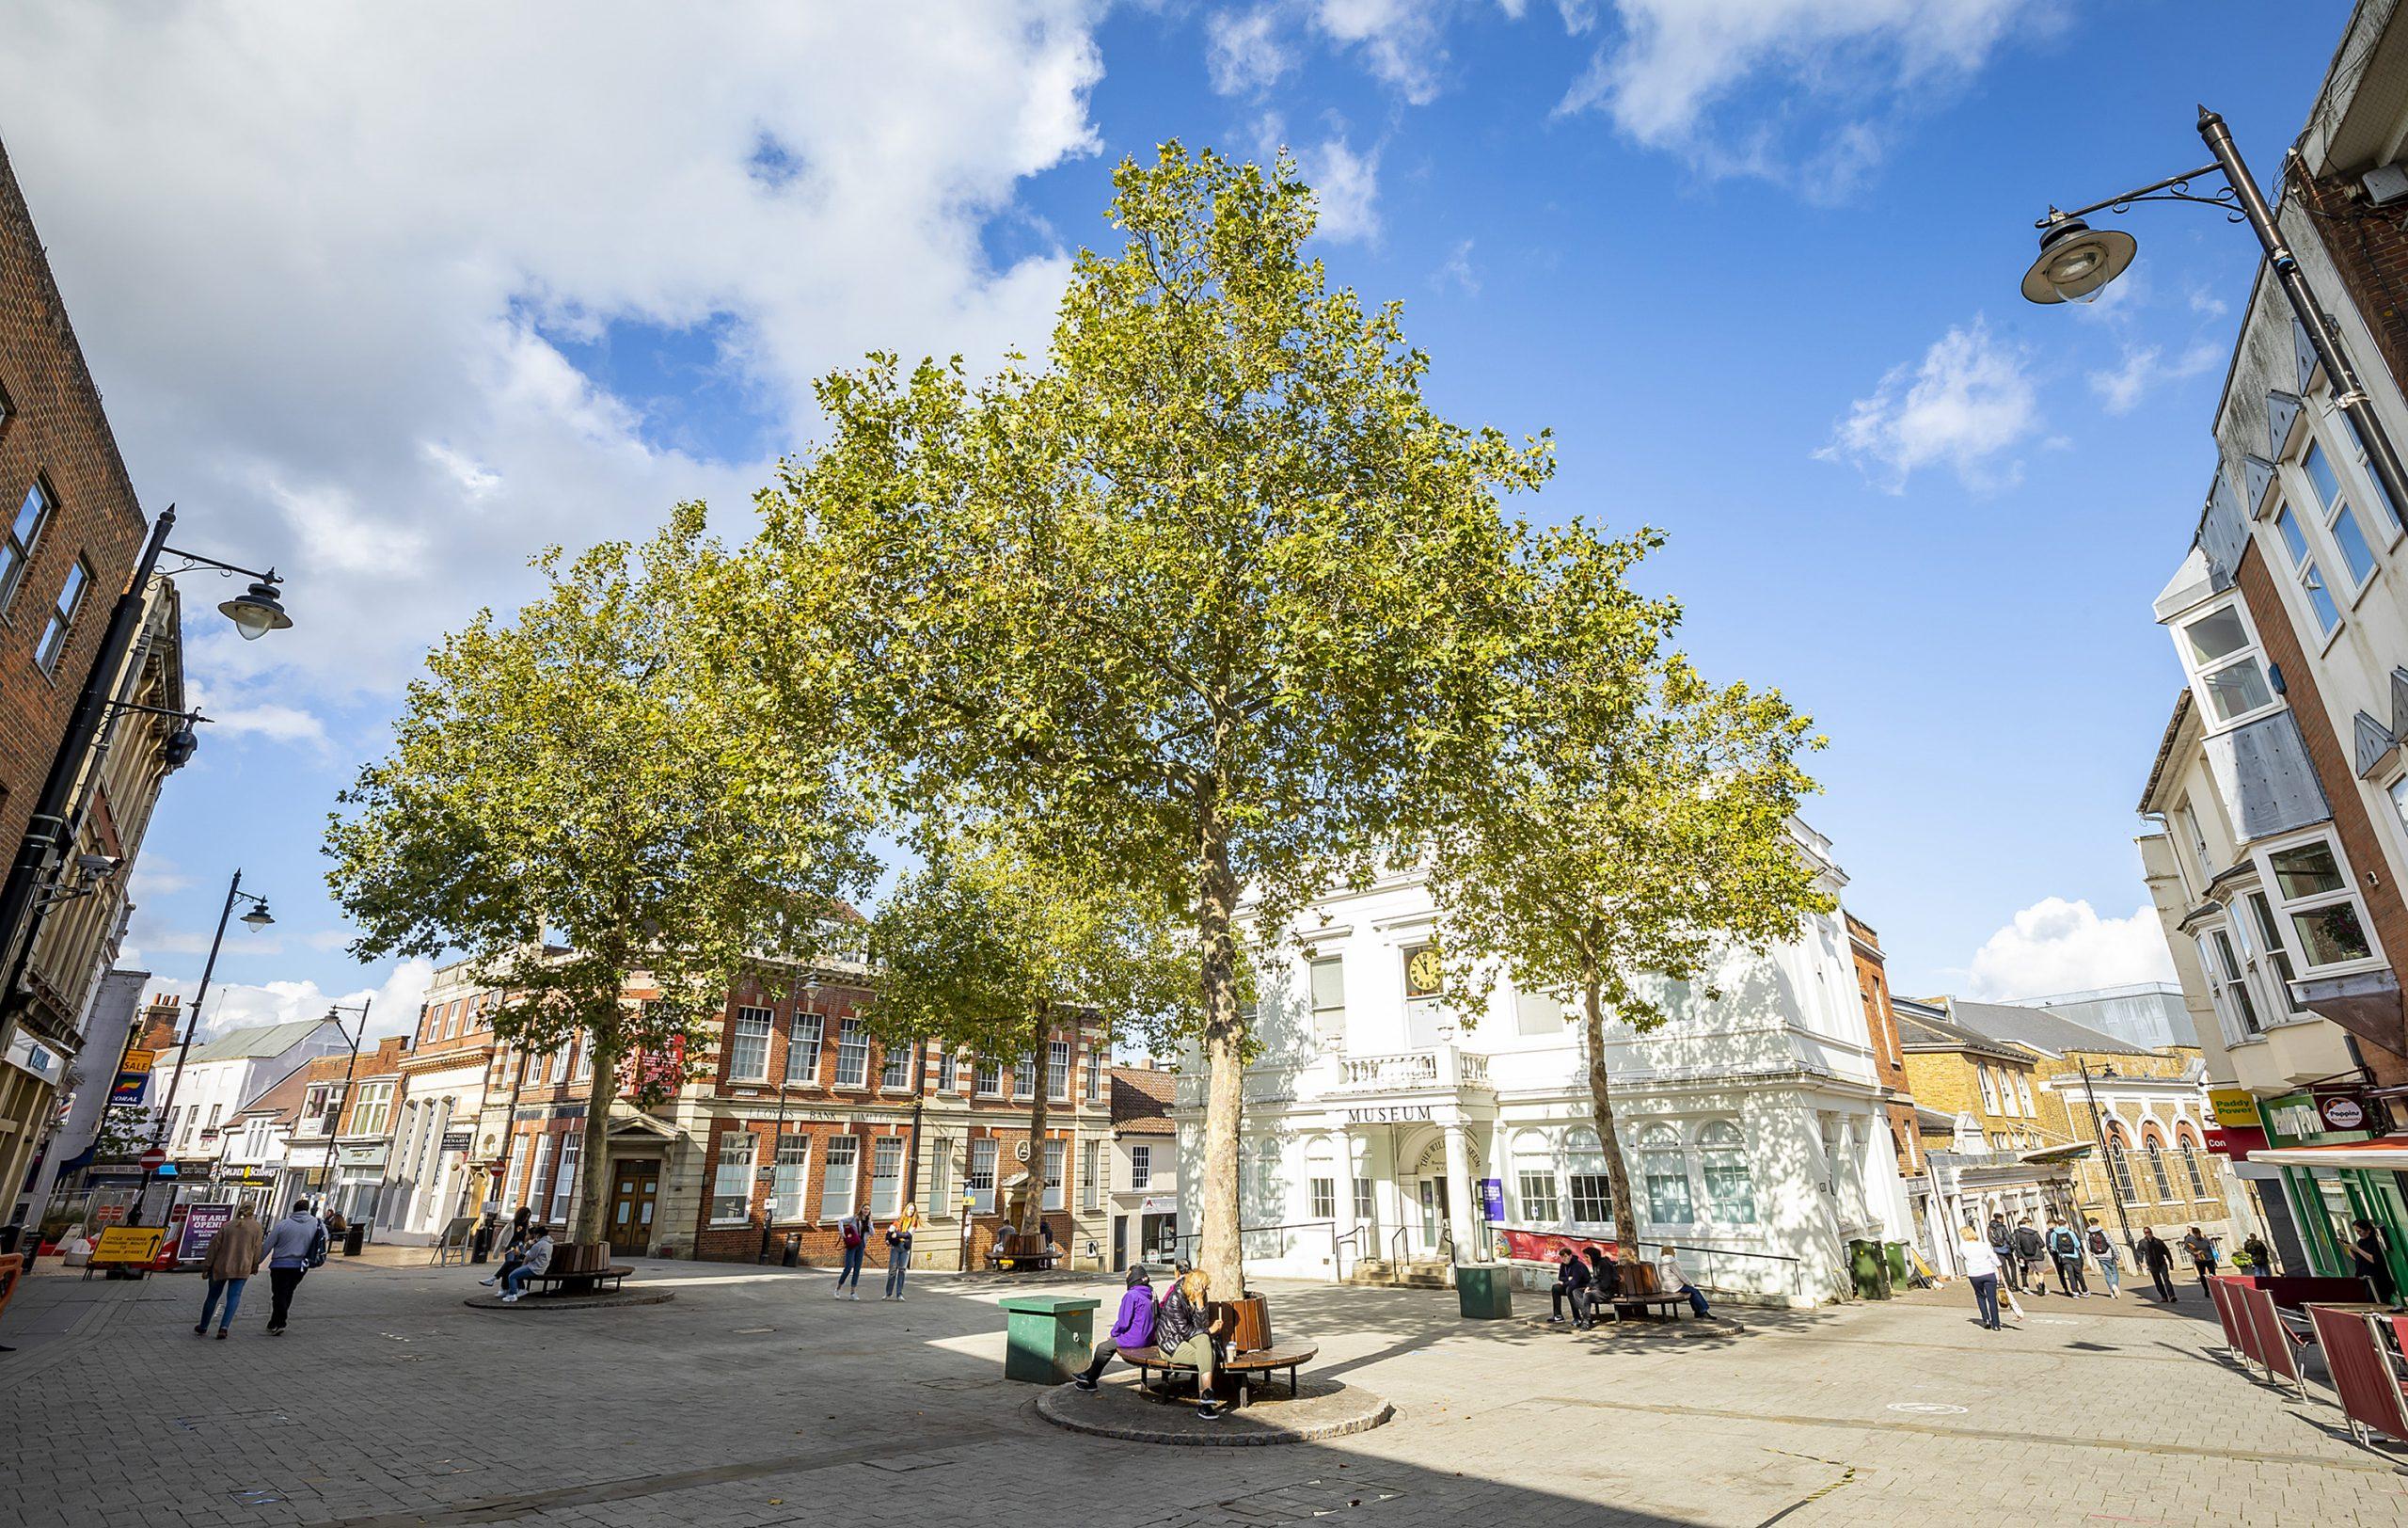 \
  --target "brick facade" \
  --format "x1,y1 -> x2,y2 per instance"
2232,539 -> 2408,1082
1846,915 -> 1924,1178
